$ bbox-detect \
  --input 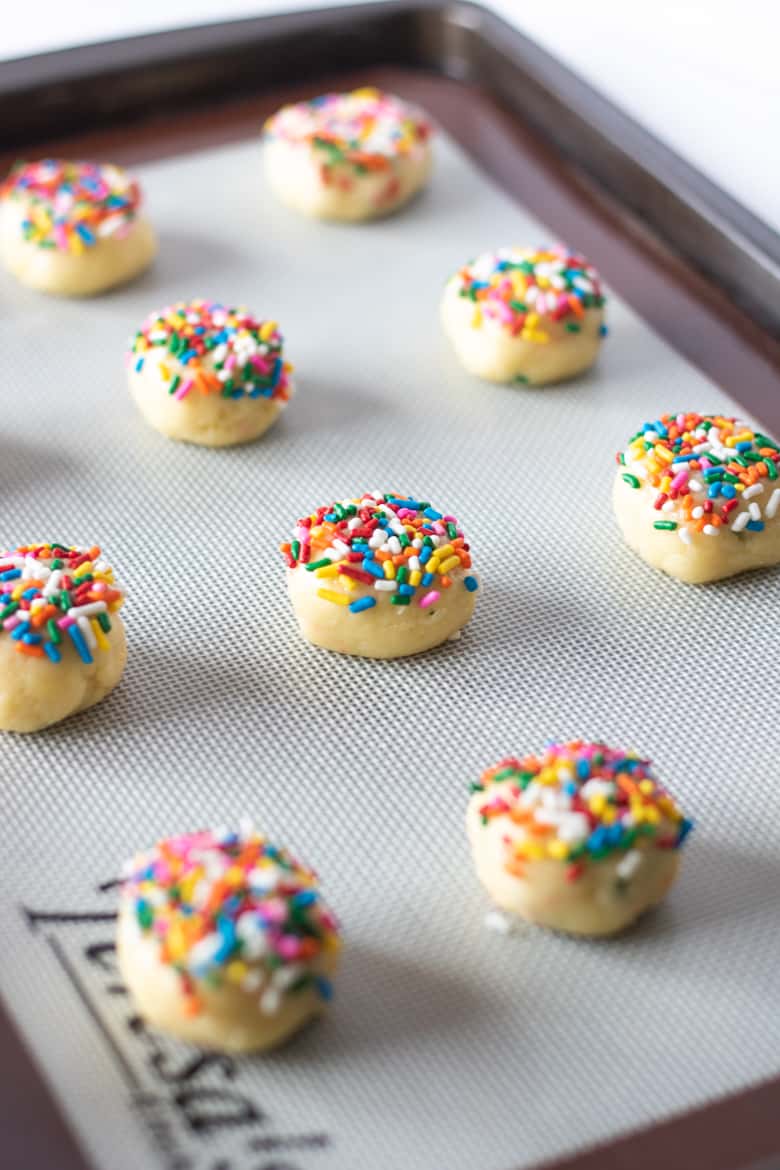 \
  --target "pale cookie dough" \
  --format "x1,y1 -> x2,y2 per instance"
0,542 -> 127,733
281,492 -> 480,658
0,159 -> 156,296
117,826 -> 341,1053
467,741 -> 693,937
263,87 -> 433,221
127,300 -> 294,447
441,244 -> 606,385
614,412 -> 780,584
